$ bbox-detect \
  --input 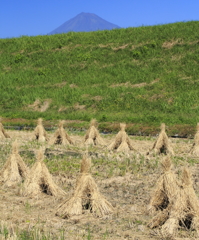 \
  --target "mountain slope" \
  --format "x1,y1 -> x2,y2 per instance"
49,12 -> 121,34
